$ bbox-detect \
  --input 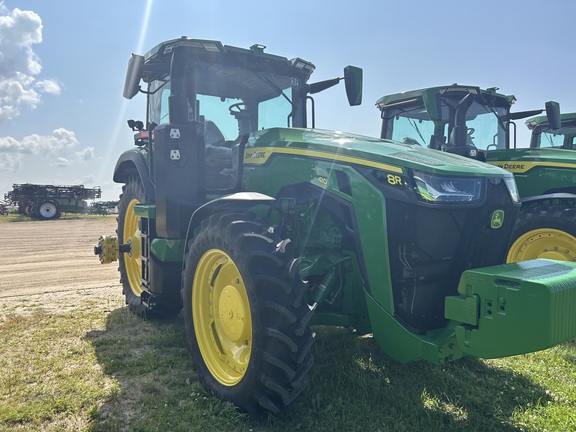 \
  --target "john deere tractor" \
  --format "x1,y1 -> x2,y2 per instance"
376,85 -> 576,263
95,42 -> 576,415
